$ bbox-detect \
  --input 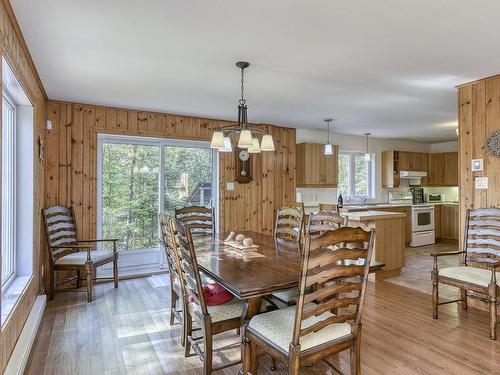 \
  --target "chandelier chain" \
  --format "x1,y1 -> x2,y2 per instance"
240,67 -> 246,105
